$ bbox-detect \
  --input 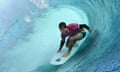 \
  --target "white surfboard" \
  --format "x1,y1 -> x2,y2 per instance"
50,29 -> 89,65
